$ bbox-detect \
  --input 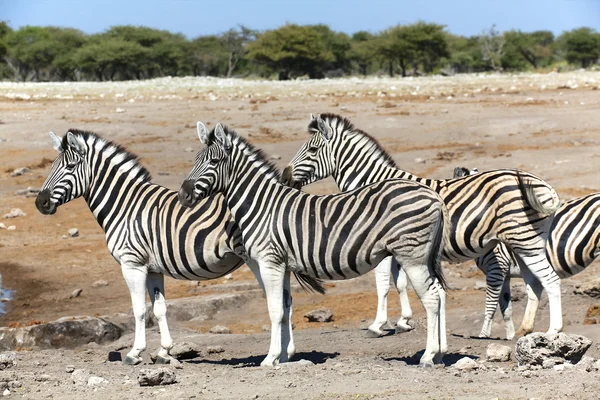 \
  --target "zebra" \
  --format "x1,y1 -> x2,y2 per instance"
456,166 -> 600,335
35,129 -> 276,365
178,122 -> 448,367
282,113 -> 563,338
